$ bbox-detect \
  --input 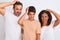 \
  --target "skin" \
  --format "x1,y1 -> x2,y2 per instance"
41,13 -> 49,26
28,12 -> 35,21
0,0 -> 22,16
13,5 -> 22,16
18,7 -> 40,40
41,9 -> 60,28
